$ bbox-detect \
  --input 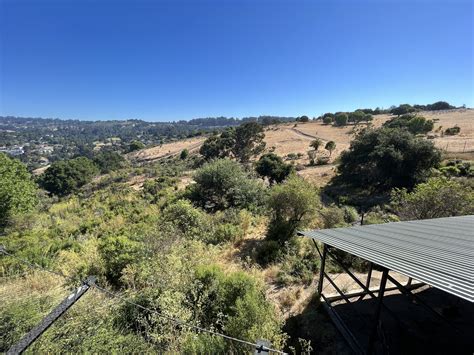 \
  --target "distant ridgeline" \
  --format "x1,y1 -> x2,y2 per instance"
0,115 -> 296,145
0,115 -> 296,169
